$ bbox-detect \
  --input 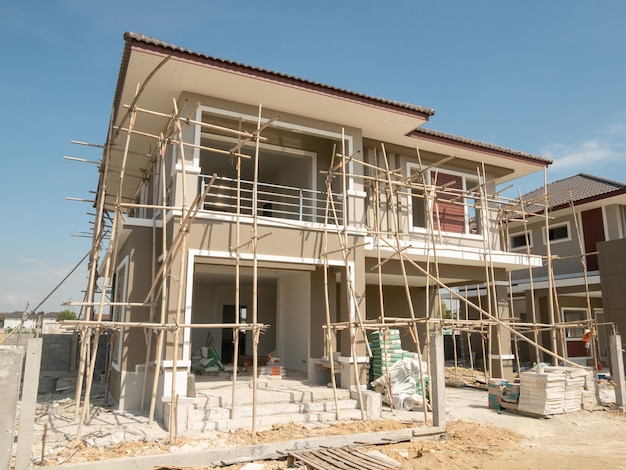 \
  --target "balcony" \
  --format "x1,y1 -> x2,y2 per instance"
199,174 -> 343,226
